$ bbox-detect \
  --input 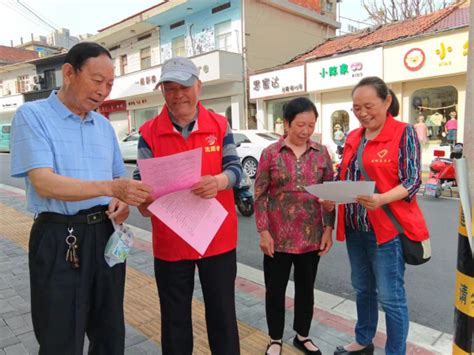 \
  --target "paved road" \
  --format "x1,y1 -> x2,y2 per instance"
0,153 -> 461,334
